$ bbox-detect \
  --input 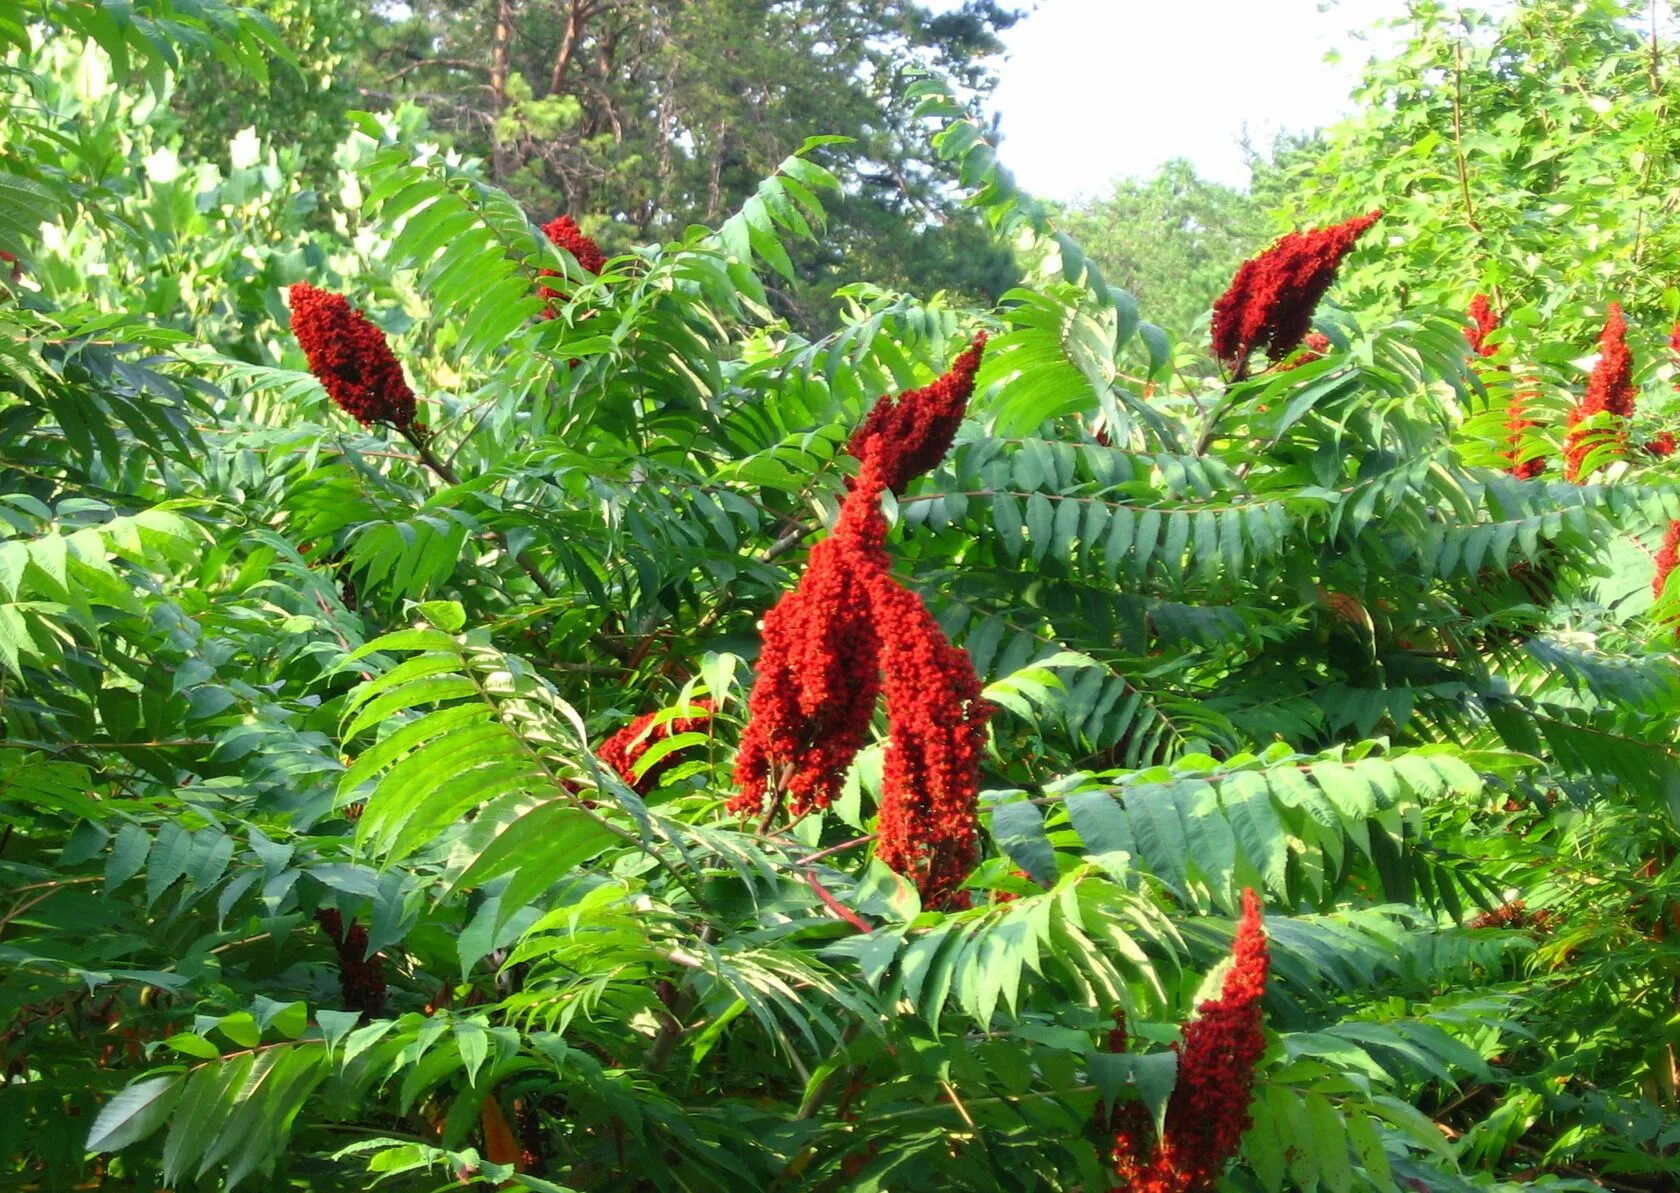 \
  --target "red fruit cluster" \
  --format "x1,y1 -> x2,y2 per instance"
1108,889 -> 1269,1193
1279,331 -> 1332,373
1654,521 -> 1680,601
1467,899 -> 1558,933
1588,303 -> 1636,419
289,283 -> 417,430
598,700 -> 715,794
1211,211 -> 1381,378
731,339 -> 993,908
1461,296 -> 1544,477
847,332 -> 987,493
538,215 -> 605,316
730,488 -> 891,819
869,564 -> 992,909
1505,381 -> 1545,479
314,908 -> 387,1019
1644,432 -> 1677,458
1563,303 -> 1634,482
1467,293 -> 1500,358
